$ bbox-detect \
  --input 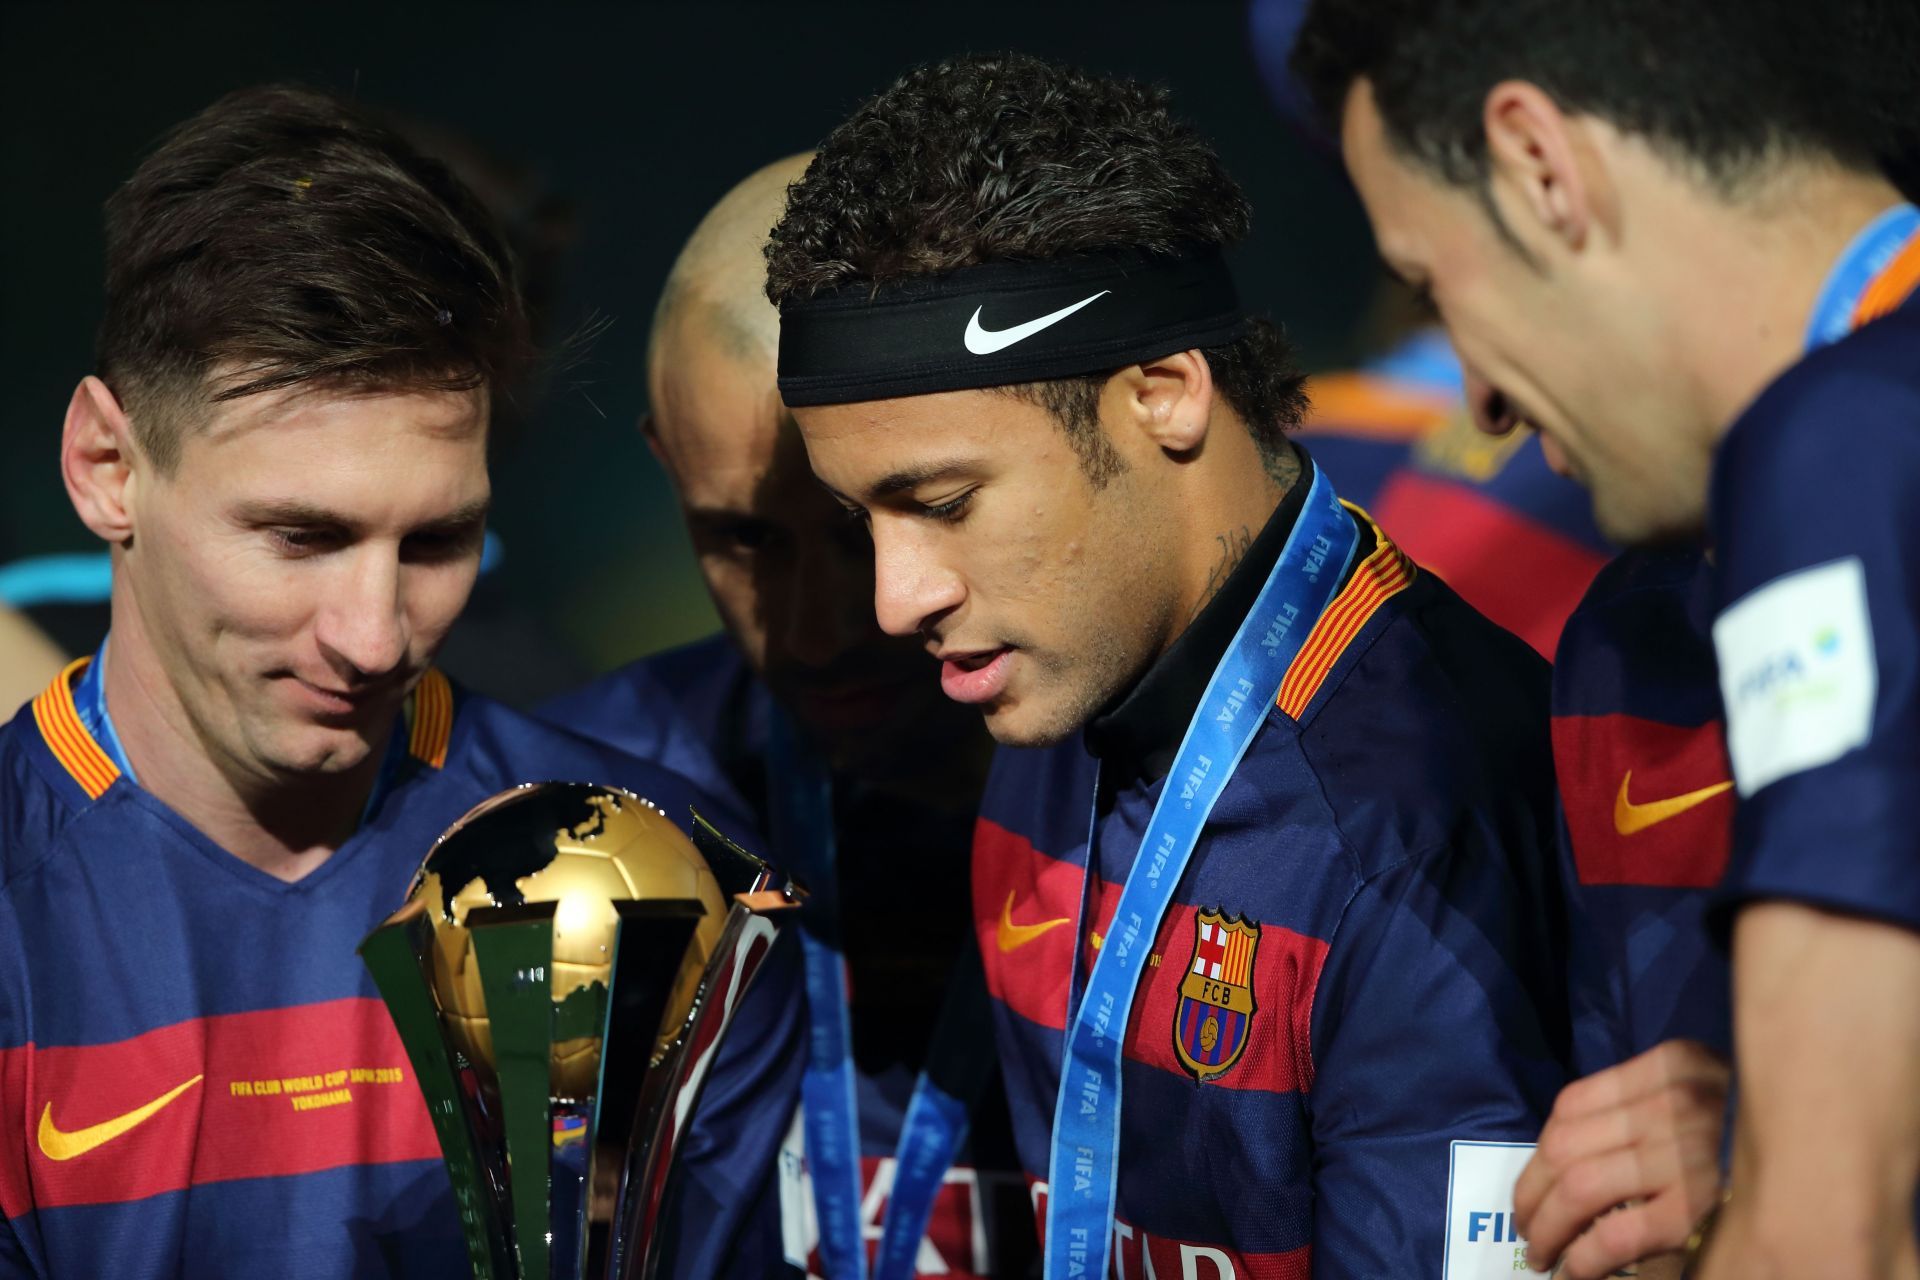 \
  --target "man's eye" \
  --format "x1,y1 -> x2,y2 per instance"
268,527 -> 340,555
1409,282 -> 1439,319
402,528 -> 483,563
921,490 -> 974,523
700,519 -> 788,553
